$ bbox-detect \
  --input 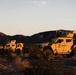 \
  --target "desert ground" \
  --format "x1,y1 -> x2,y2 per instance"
0,54 -> 76,75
